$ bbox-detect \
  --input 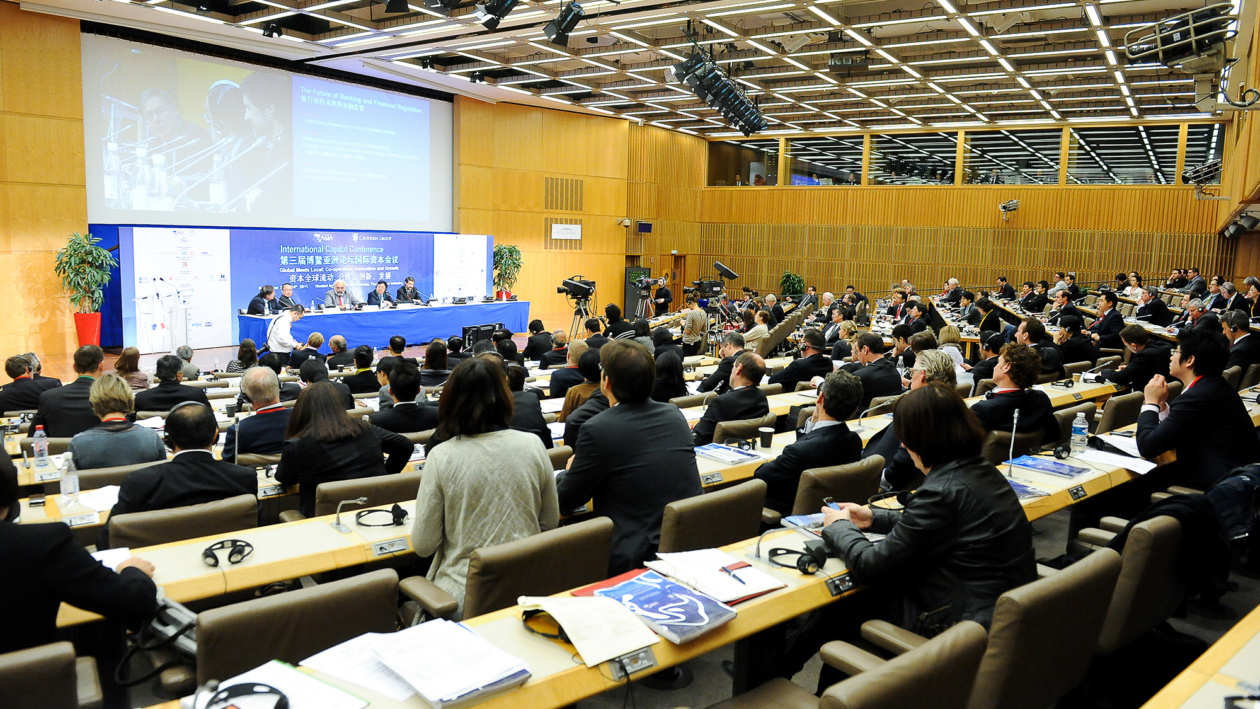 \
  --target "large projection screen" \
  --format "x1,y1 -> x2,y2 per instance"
81,34 -> 453,232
